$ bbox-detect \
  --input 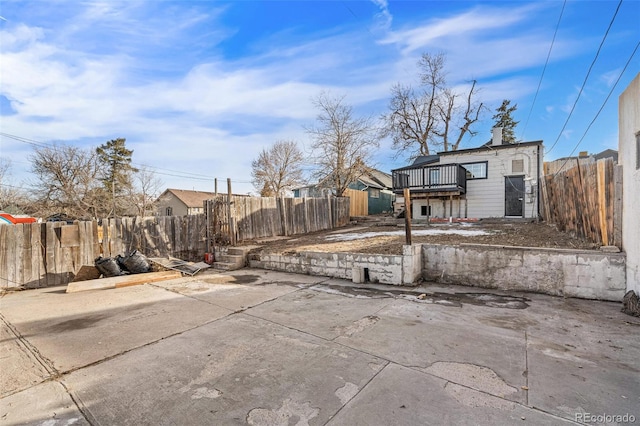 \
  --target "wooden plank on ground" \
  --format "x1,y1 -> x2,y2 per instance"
66,270 -> 182,293
72,265 -> 101,282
